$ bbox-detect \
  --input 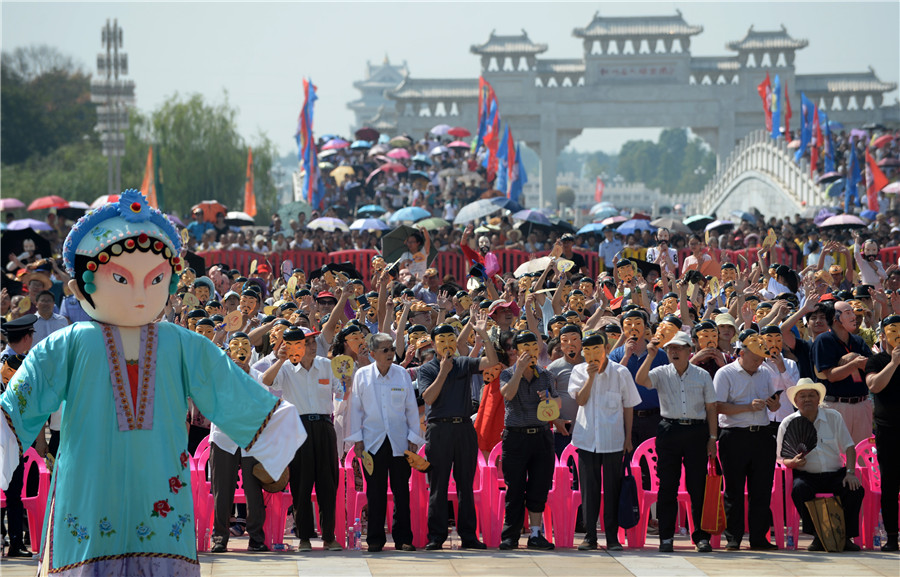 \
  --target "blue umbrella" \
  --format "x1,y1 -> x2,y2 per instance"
860,209 -> 879,221
577,222 -> 606,235
389,206 -> 431,223
350,140 -> 373,149
320,134 -> 337,142
358,204 -> 386,216
490,197 -> 522,212
350,218 -> 390,231
409,170 -> 431,181
453,198 -> 504,225
730,210 -> 756,223
412,154 -> 433,166
591,207 -> 619,221
825,179 -> 845,198
827,120 -> 844,131
511,209 -> 551,226
616,219 -> 657,236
